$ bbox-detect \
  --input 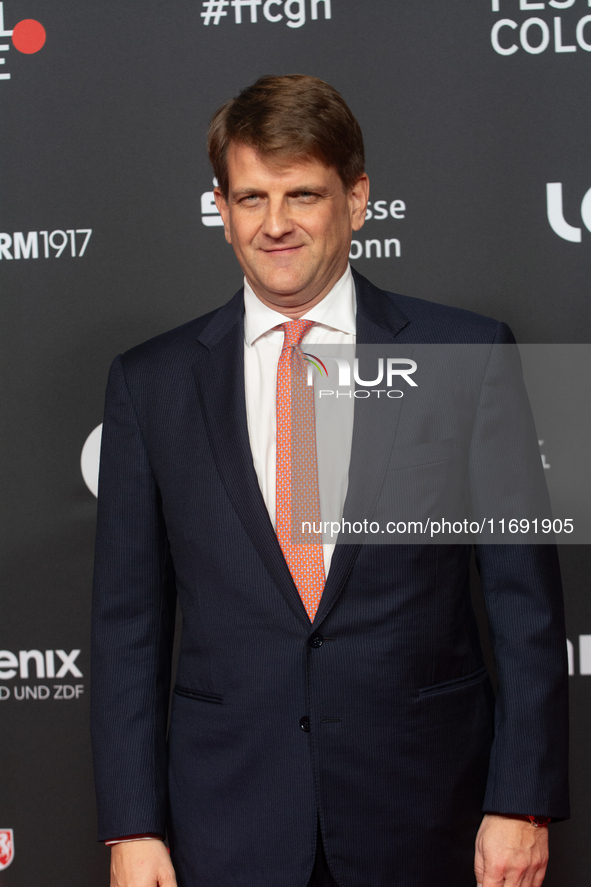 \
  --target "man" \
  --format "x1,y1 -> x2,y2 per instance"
91,75 -> 569,887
